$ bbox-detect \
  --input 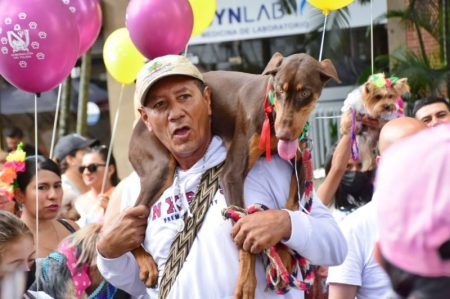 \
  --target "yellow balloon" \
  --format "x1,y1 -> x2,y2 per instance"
307,0 -> 354,15
103,28 -> 145,84
189,0 -> 216,36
